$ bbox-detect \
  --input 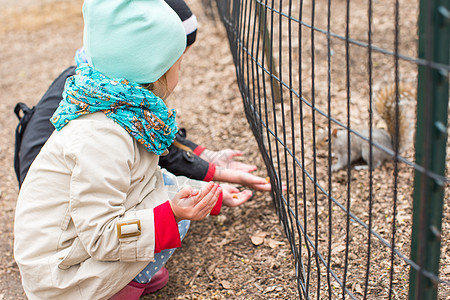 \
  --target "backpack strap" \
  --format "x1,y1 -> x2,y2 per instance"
14,103 -> 35,183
